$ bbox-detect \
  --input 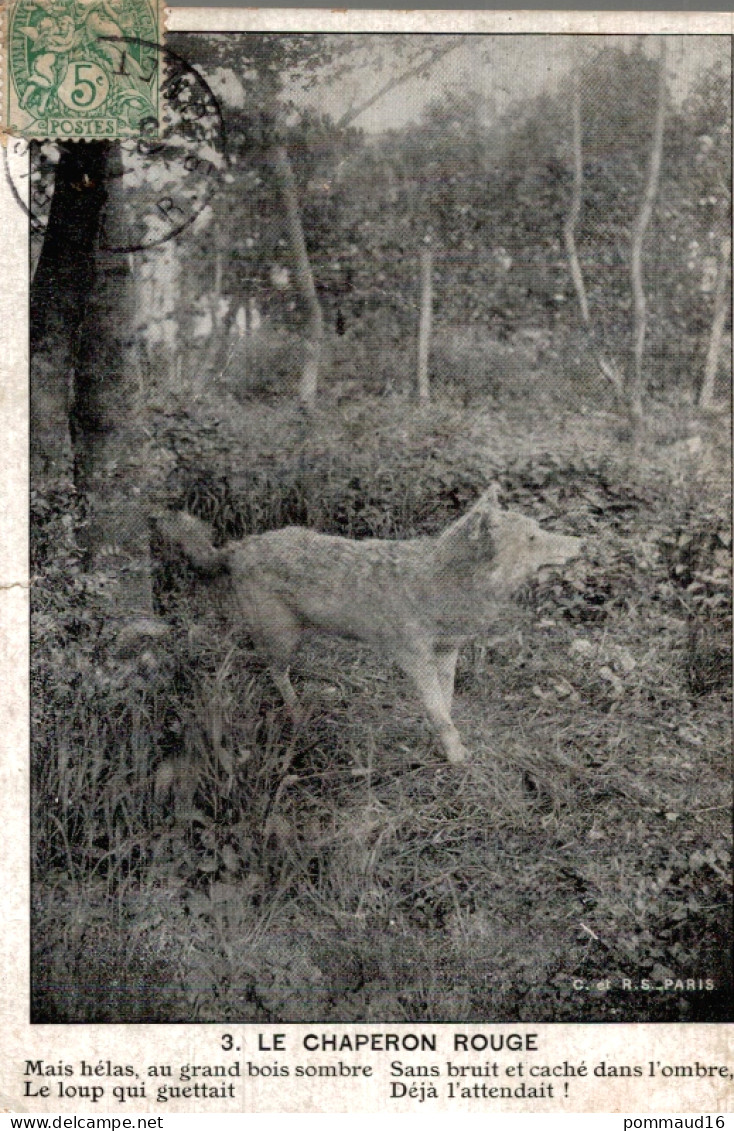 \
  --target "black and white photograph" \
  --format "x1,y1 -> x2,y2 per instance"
20,23 -> 732,1039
